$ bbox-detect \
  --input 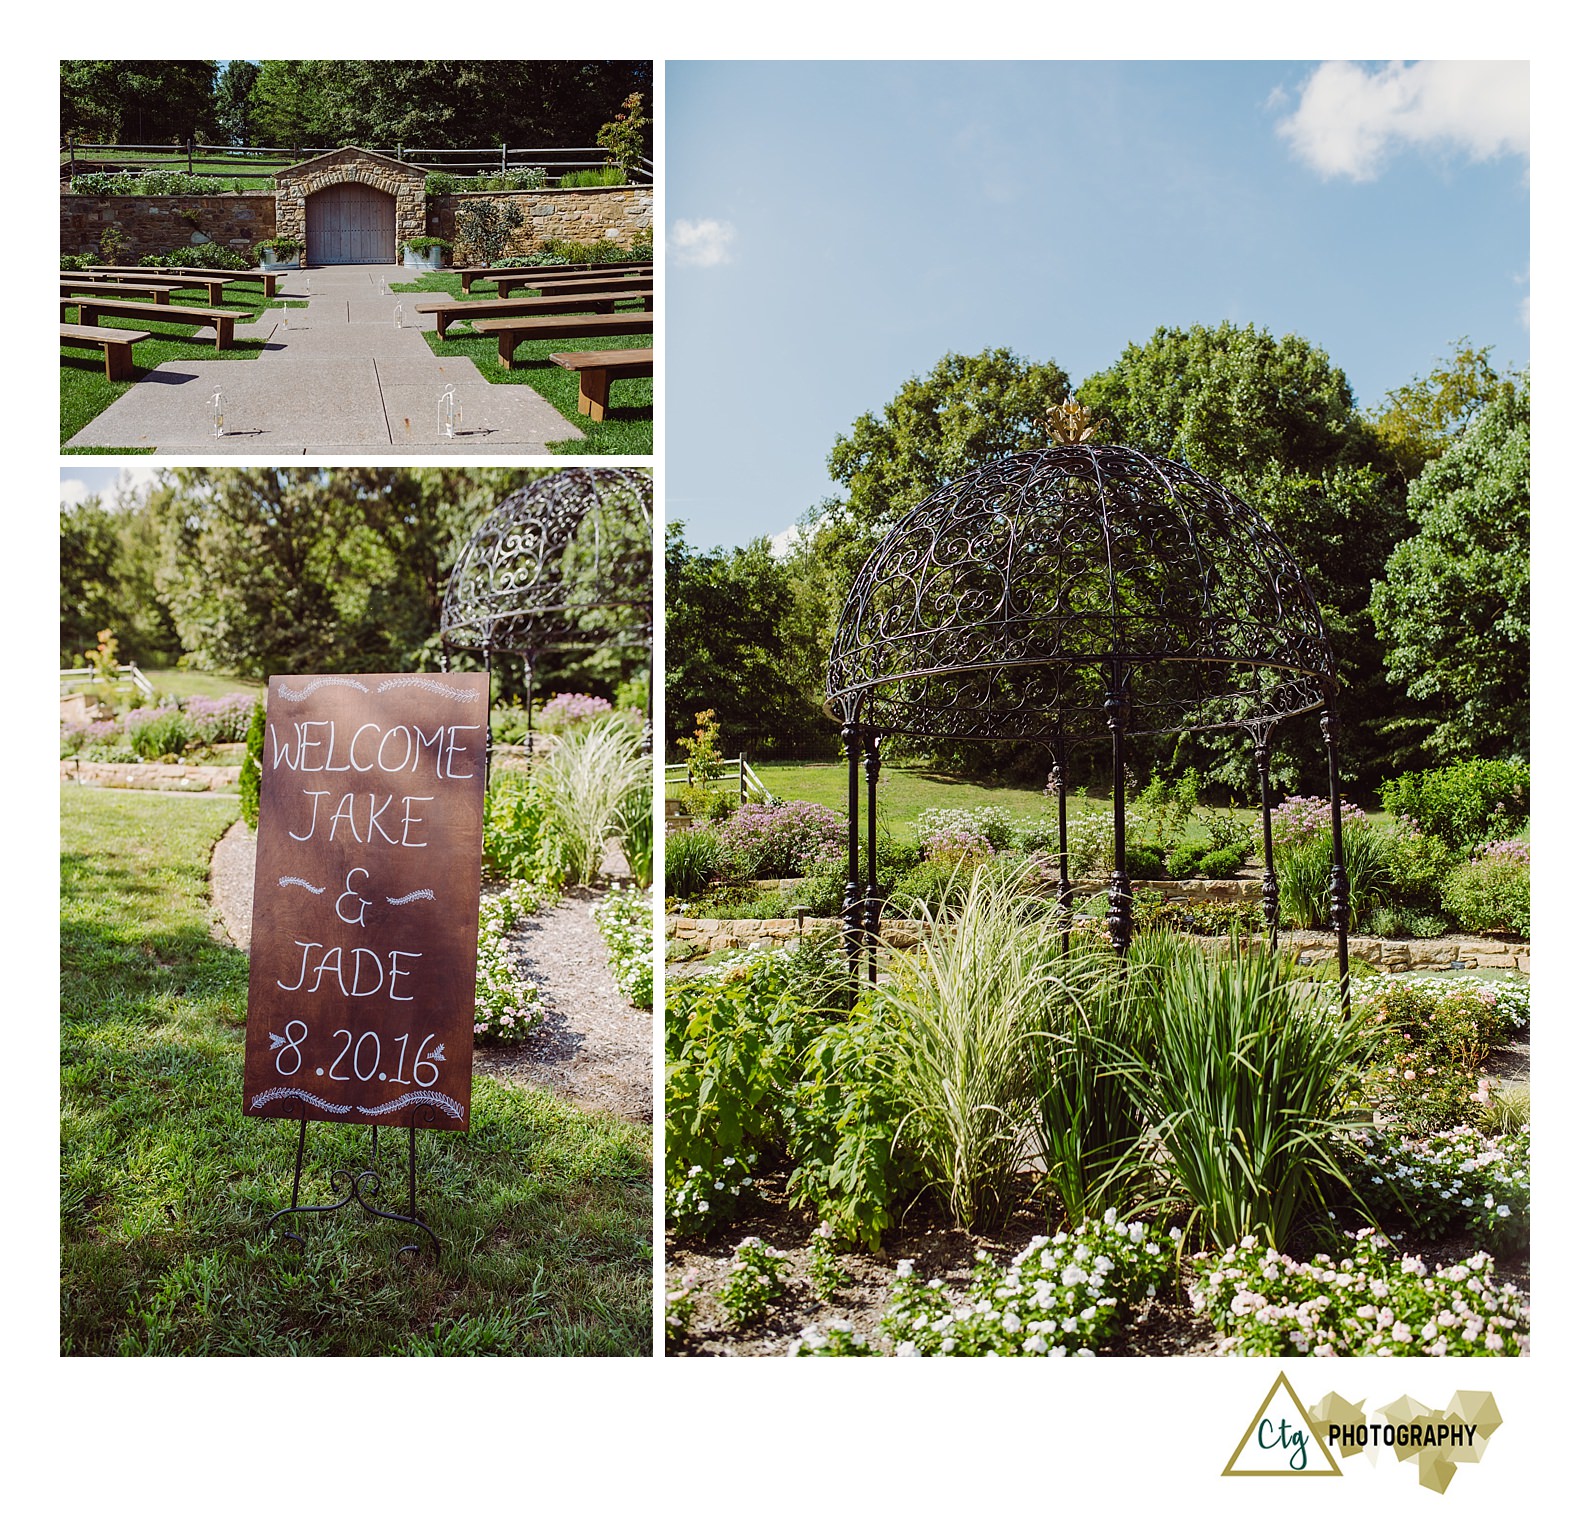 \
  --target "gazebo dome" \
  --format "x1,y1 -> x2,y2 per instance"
825,445 -> 1337,744
440,467 -> 652,657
